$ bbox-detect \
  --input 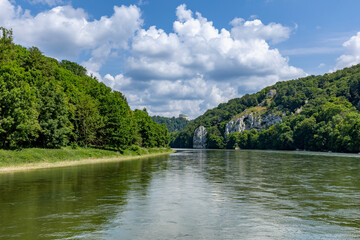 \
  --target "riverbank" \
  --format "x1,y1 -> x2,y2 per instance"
0,147 -> 175,173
